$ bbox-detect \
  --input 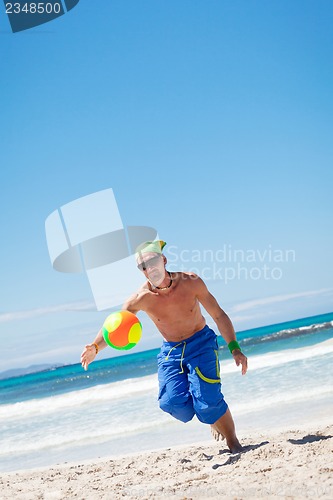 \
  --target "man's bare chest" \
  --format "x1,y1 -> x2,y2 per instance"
145,288 -> 198,318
